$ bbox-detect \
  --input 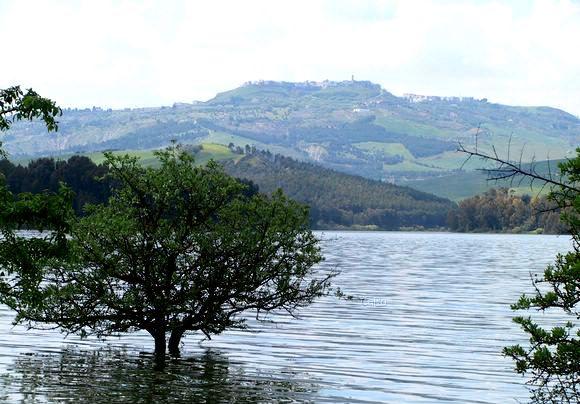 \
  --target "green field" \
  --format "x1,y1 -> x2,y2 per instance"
193,143 -> 242,165
86,149 -> 161,167
353,142 -> 415,160
200,131 -> 305,159
374,114 -> 455,139
353,141 -> 468,173
82,143 -> 240,168
399,159 -> 562,201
